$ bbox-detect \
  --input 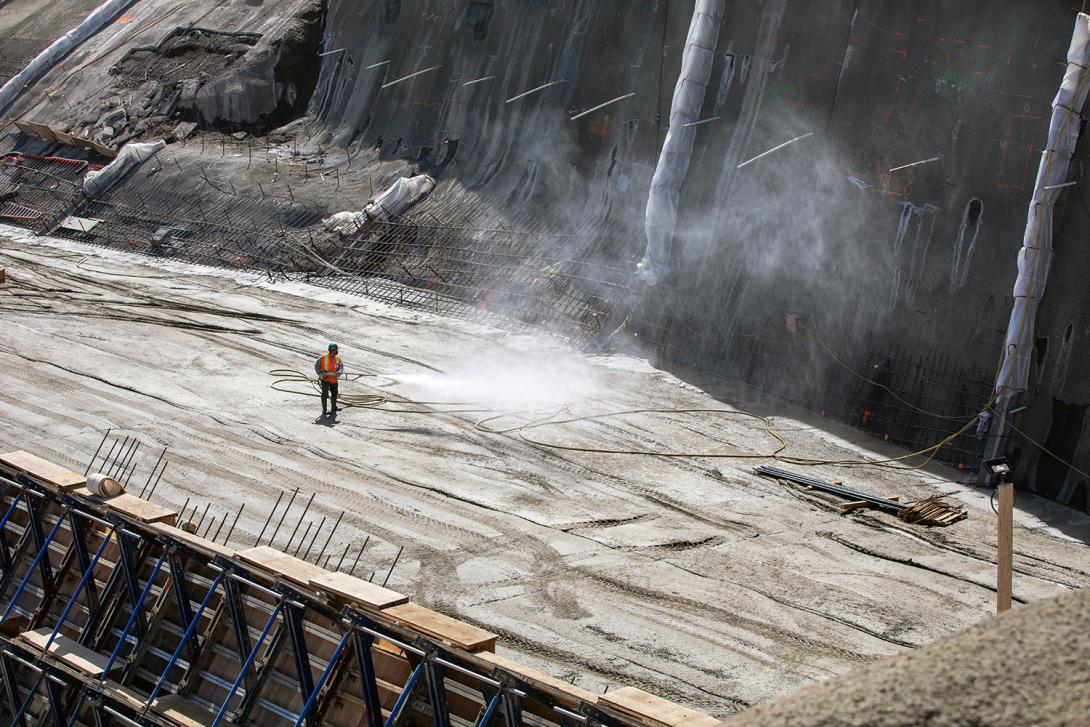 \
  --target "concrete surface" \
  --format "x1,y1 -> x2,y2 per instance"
1,226 -> 1088,718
